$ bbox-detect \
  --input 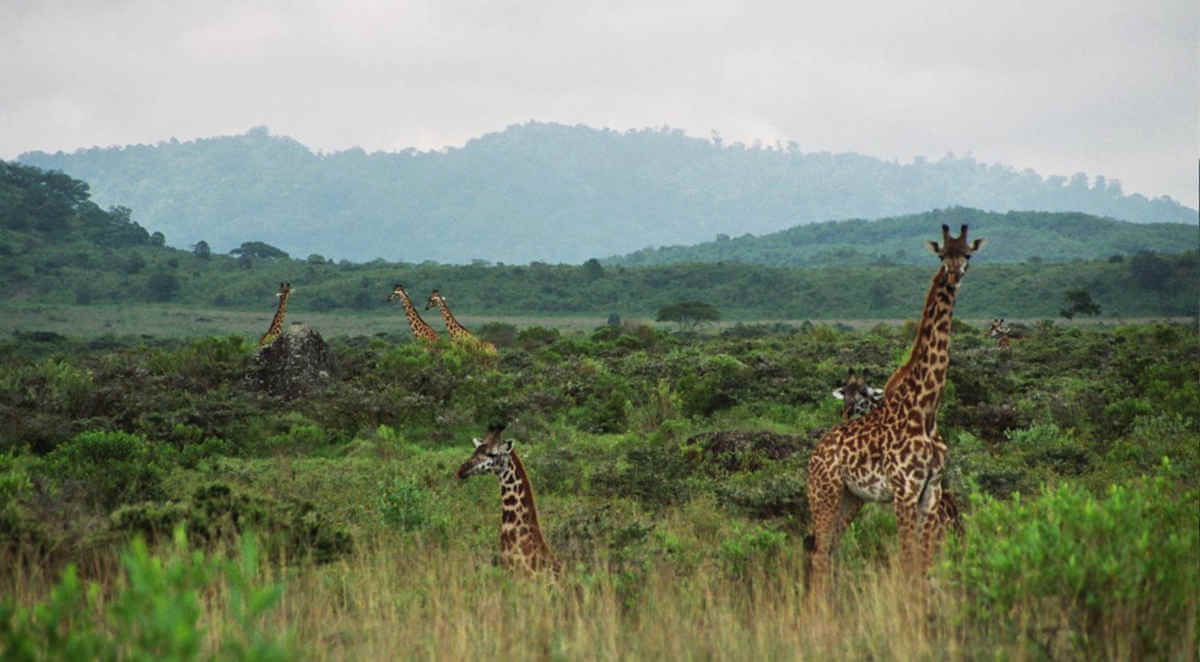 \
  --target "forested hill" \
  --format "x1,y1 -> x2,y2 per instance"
17,123 -> 1193,265
606,208 -> 1199,266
